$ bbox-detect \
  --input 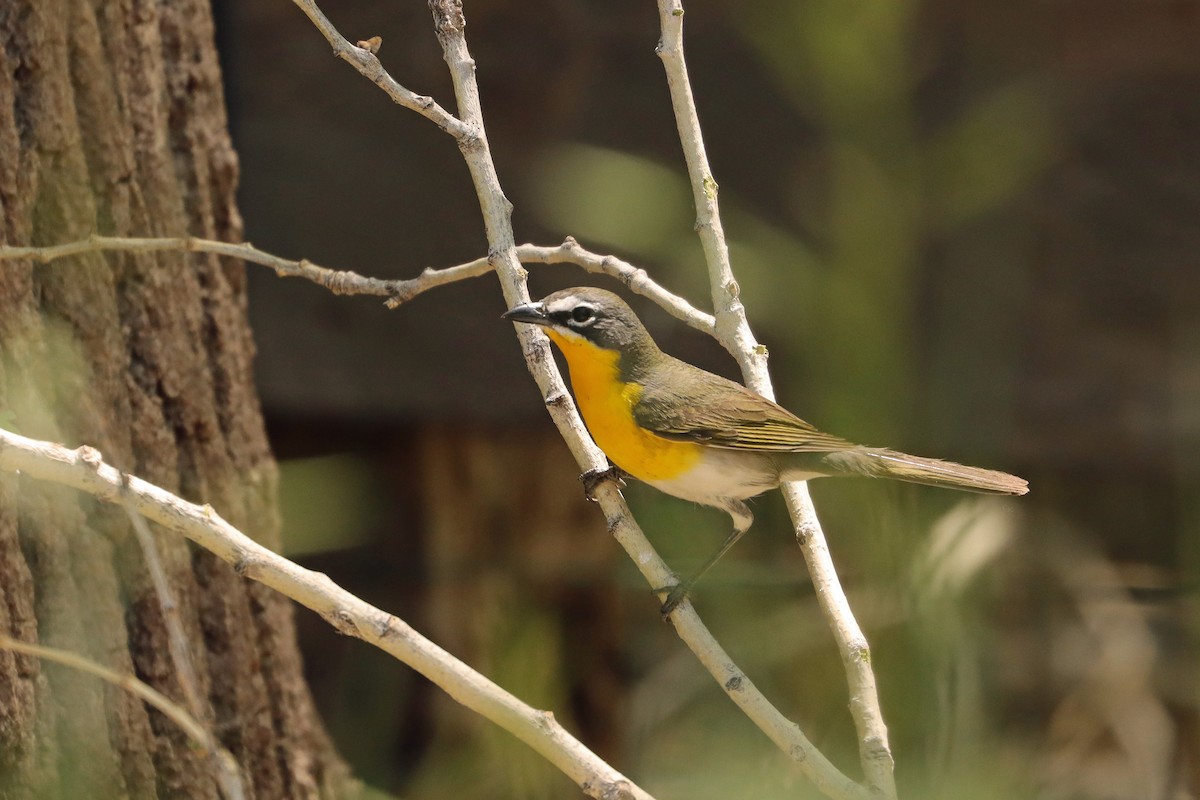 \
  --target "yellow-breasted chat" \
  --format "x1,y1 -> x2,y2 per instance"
503,287 -> 1028,614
